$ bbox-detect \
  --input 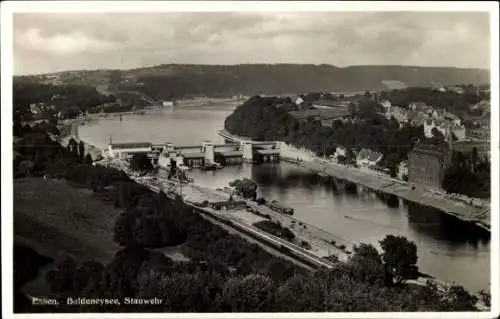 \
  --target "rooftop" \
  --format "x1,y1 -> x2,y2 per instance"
110,142 -> 152,149
410,143 -> 451,158
289,108 -> 350,120
357,148 -> 383,162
